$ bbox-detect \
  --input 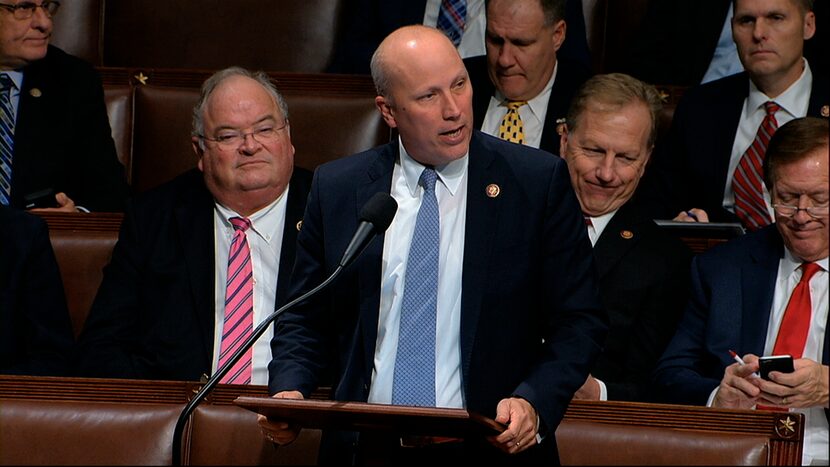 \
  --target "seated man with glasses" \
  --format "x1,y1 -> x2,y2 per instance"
653,117 -> 829,466
0,0 -> 128,211
76,67 -> 312,384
